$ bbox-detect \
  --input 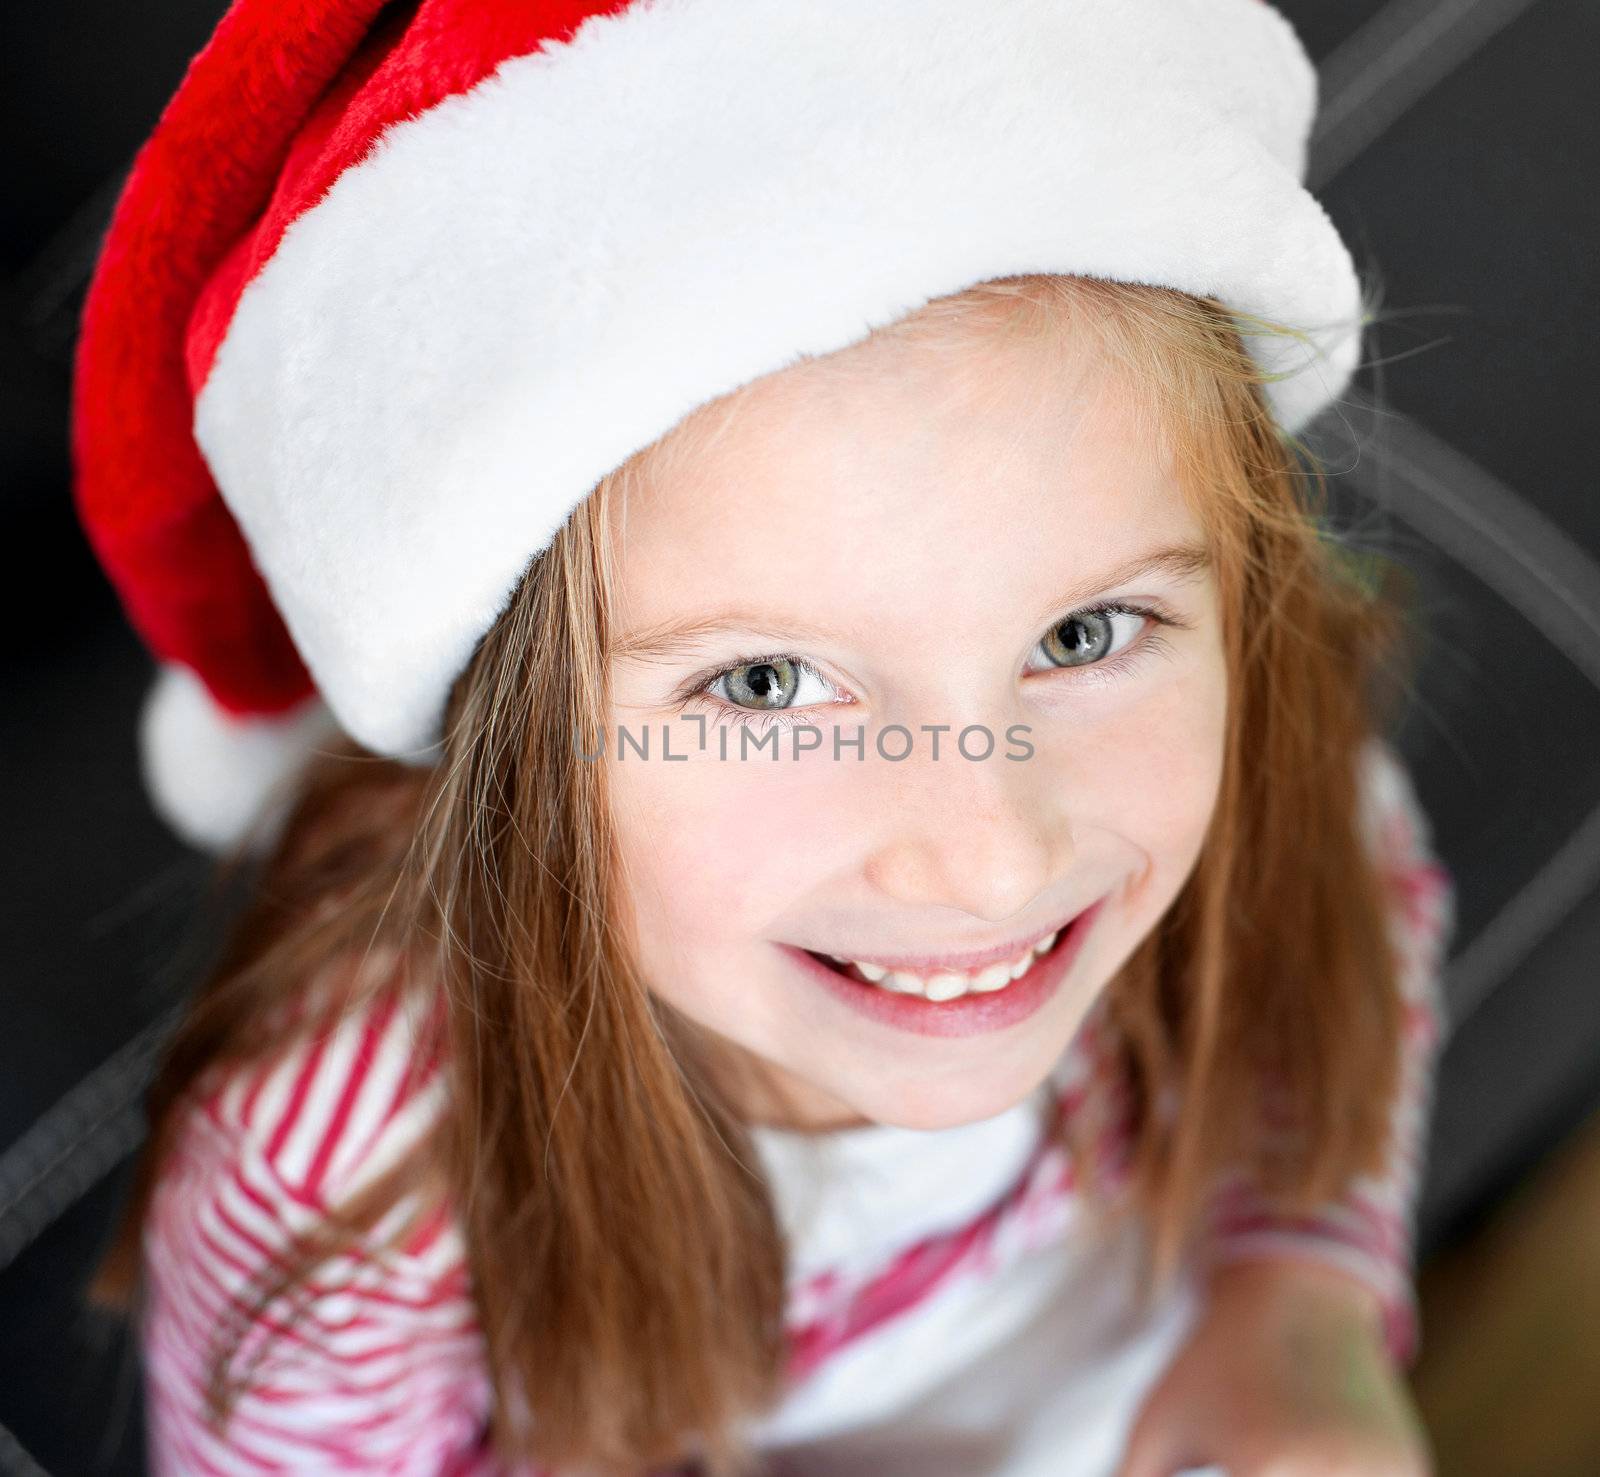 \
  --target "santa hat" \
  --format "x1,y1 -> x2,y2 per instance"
72,0 -> 1362,857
